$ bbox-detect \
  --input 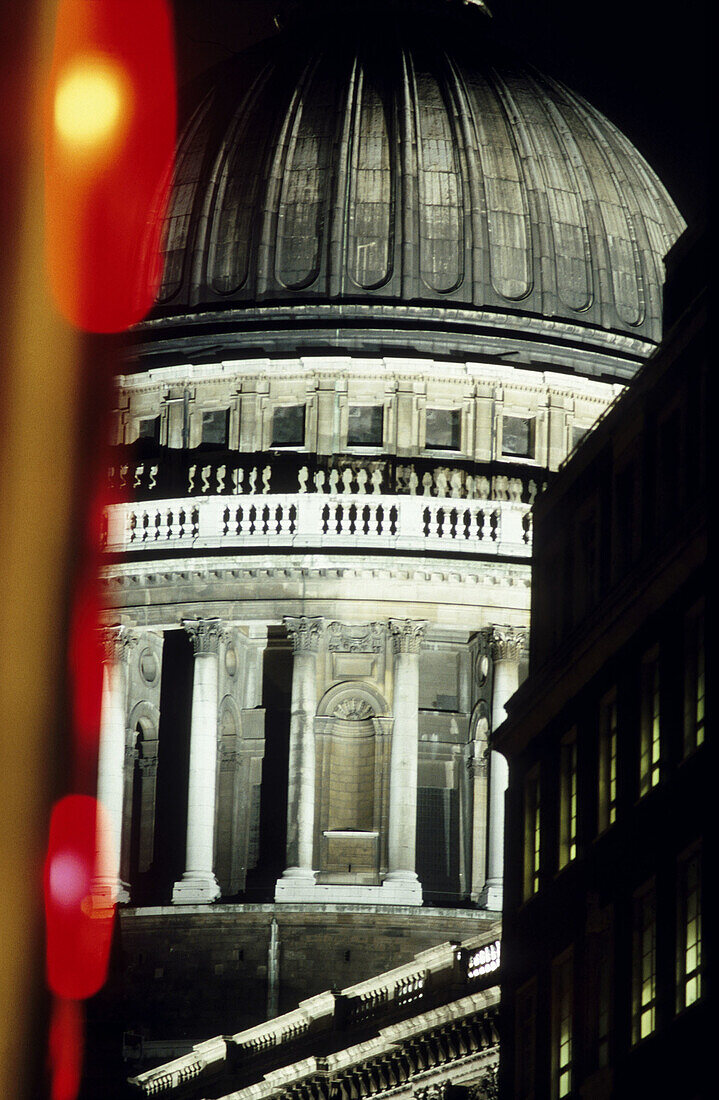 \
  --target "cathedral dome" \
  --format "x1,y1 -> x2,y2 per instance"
151,0 -> 683,357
